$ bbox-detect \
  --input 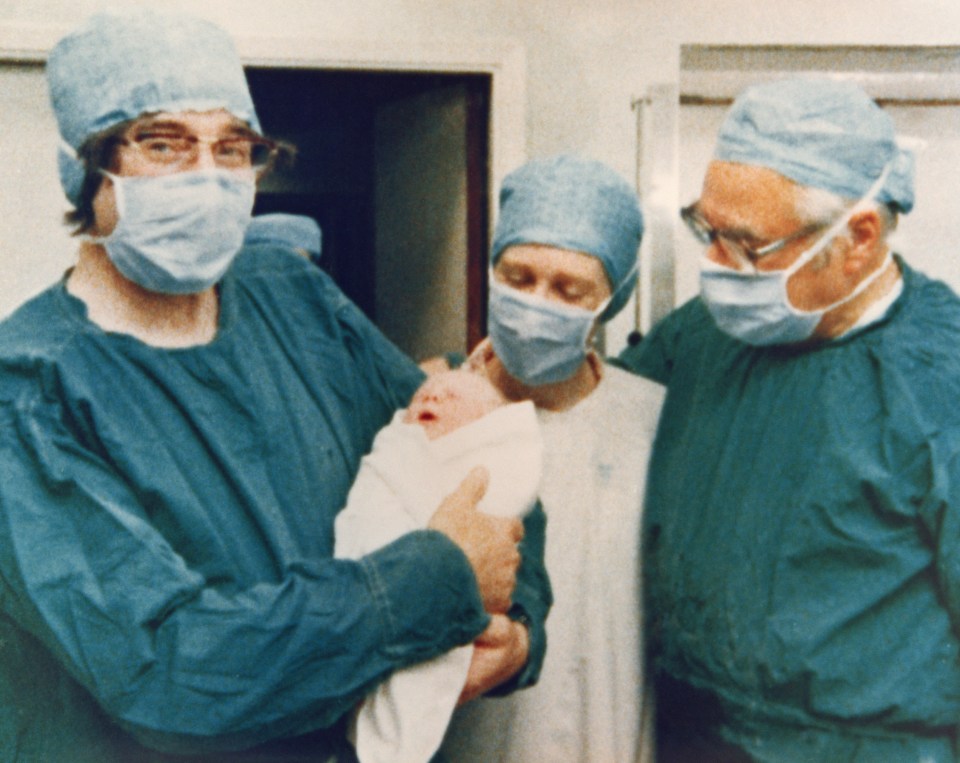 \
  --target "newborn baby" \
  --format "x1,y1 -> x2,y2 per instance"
403,368 -> 508,439
335,369 -> 543,763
